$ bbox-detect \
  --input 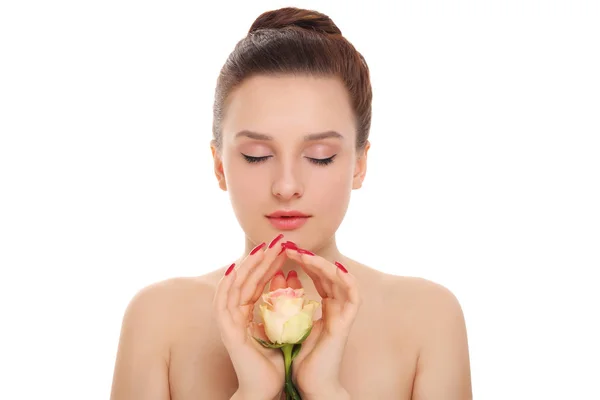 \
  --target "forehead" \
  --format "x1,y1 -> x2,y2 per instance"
222,74 -> 356,141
